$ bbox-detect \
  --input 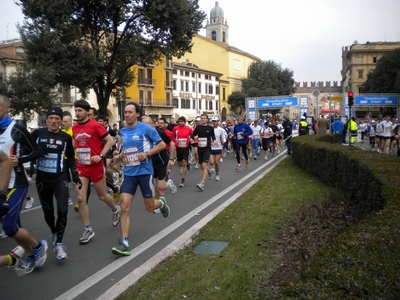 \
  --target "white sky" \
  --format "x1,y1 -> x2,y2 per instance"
1,0 -> 399,83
